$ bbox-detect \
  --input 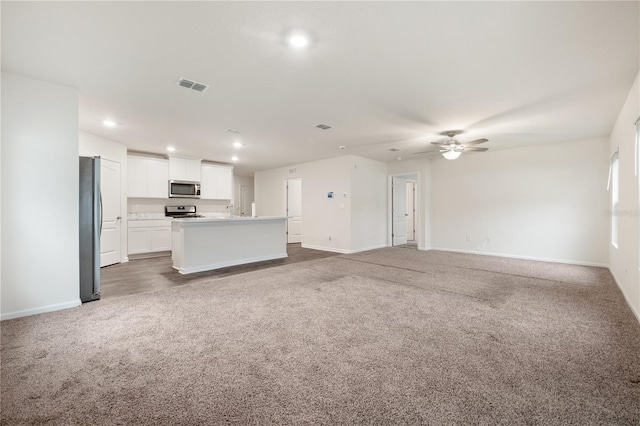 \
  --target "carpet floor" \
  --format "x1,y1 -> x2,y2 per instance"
1,248 -> 639,425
